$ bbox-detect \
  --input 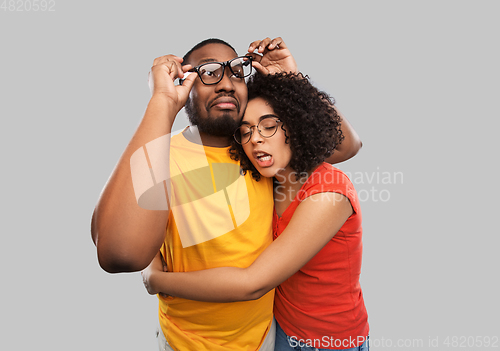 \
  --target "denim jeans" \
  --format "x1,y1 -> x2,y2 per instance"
274,320 -> 369,351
